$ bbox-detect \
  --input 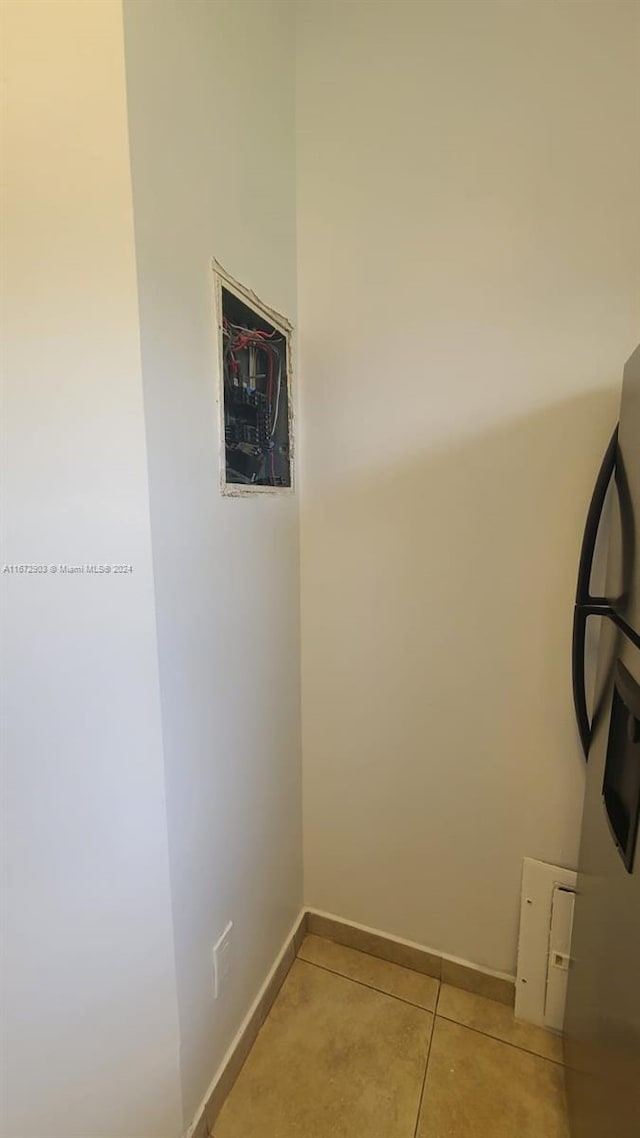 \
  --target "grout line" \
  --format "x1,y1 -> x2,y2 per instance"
297,956 -> 438,1015
412,985 -> 440,1138
434,1013 -> 566,1067
434,981 -> 443,1016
